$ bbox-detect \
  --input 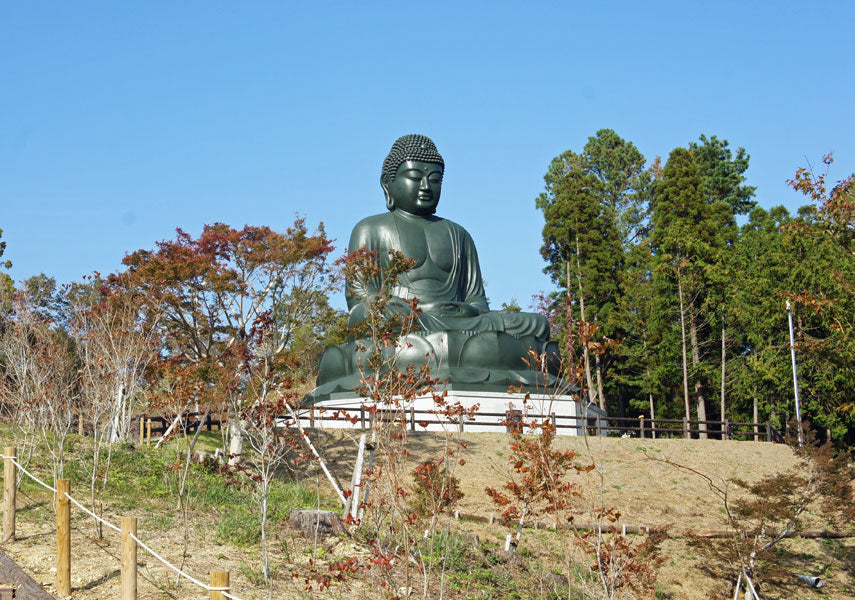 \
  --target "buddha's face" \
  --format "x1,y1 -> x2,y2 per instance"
383,160 -> 443,216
